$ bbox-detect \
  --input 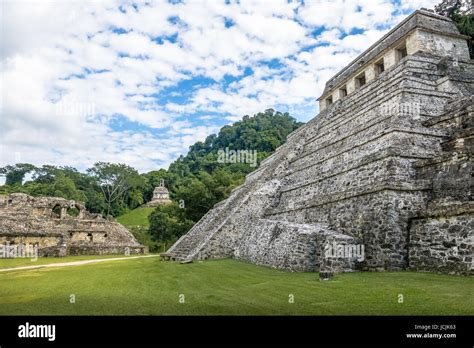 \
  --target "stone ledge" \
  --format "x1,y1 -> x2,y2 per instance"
266,183 -> 432,216
283,152 -> 432,194
293,127 -> 446,168
306,85 -> 453,151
